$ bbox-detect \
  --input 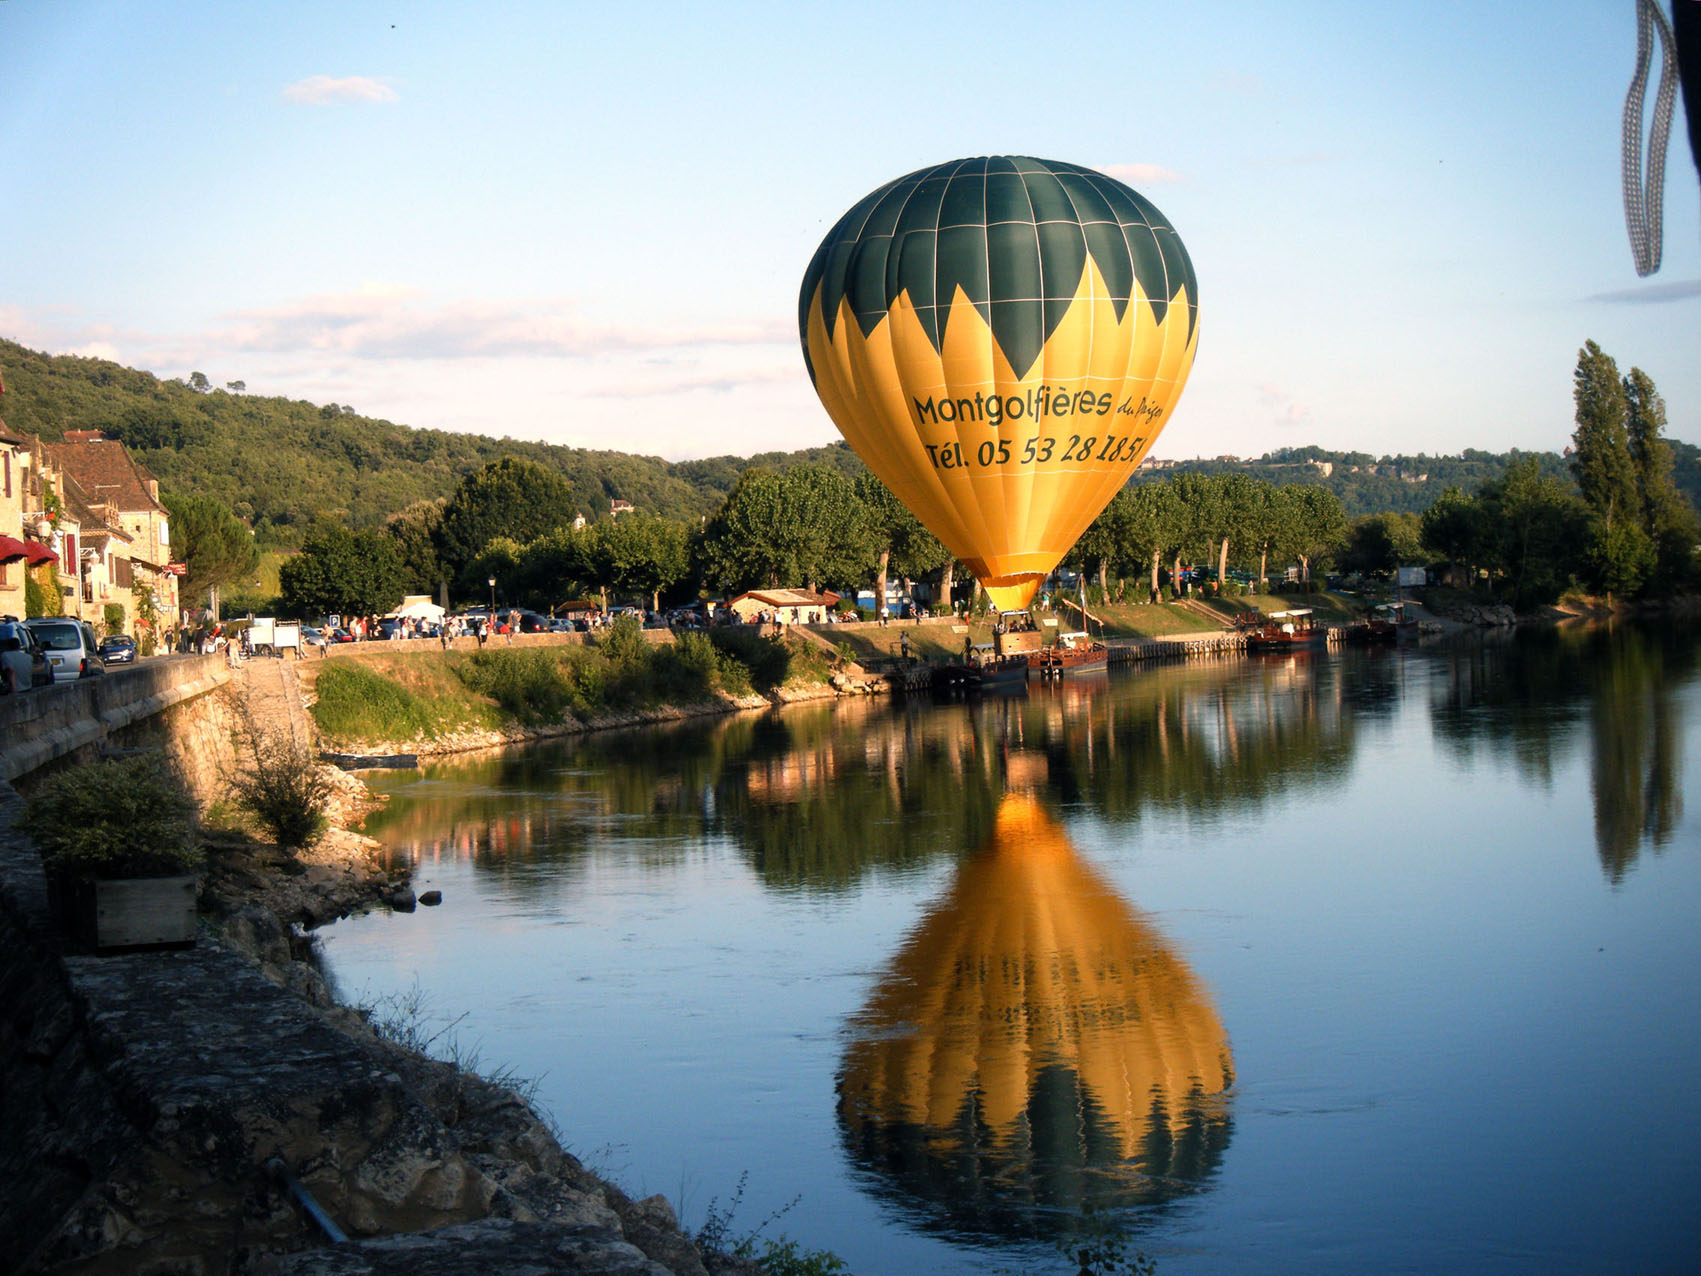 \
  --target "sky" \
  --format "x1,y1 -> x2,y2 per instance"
3,0 -> 1698,464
